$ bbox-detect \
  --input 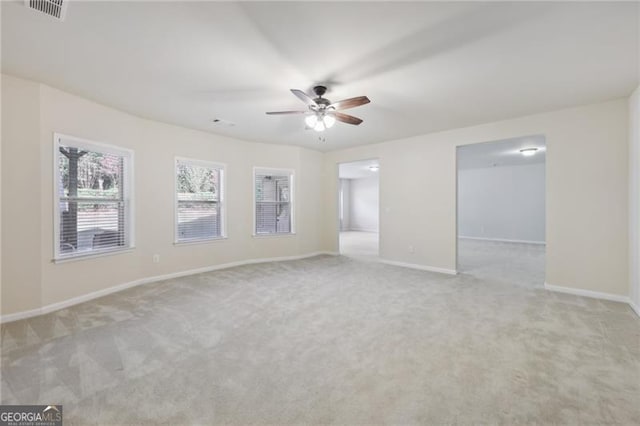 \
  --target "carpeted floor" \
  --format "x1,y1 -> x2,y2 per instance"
340,231 -> 379,260
458,238 -> 546,288
1,244 -> 639,424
